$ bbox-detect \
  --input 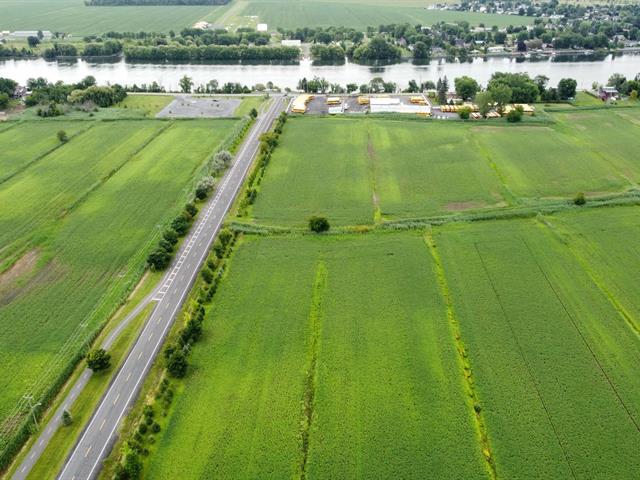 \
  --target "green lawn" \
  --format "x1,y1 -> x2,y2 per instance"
240,0 -> 534,29
145,233 -> 487,479
0,0 -> 225,35
0,118 -> 237,457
